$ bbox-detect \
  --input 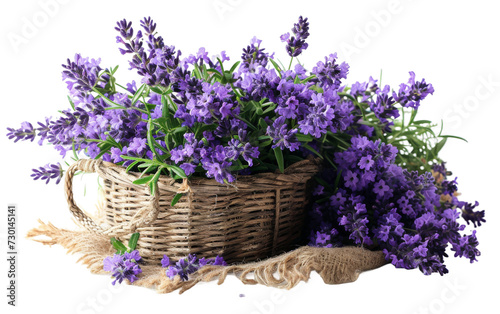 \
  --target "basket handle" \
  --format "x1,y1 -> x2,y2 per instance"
64,159 -> 160,238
